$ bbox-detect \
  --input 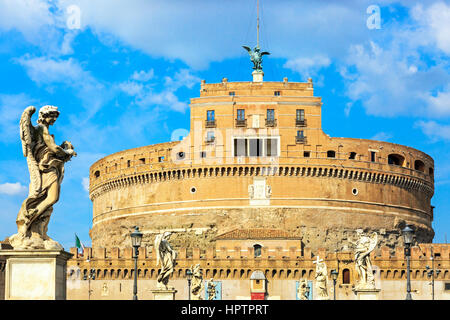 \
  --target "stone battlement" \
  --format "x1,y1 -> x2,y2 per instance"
67,244 -> 450,282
